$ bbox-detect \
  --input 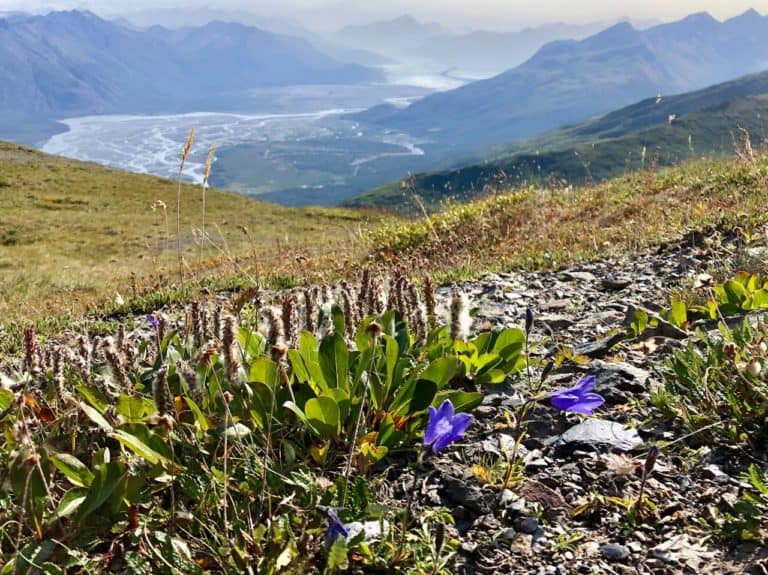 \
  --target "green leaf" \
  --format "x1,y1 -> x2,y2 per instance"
248,381 -> 274,430
419,357 -> 459,388
0,388 -> 13,410
670,296 -> 688,327
322,388 -> 350,423
383,334 -> 400,391
298,331 -> 325,385
79,402 -> 114,432
377,413 -> 404,448
283,401 -> 310,427
723,279 -> 748,305
76,385 -> 109,412
304,396 -> 340,439
110,430 -> 169,466
434,390 -> 483,412
288,349 -> 310,383
748,289 -> 768,310
50,453 -> 93,488
493,328 -> 525,353
472,332 -> 493,354
476,368 -> 506,384
76,455 -> 125,521
410,380 -> 438,413
629,309 -> 649,337
116,396 -> 151,422
249,357 -> 279,390
184,395 -> 210,432
392,379 -> 437,416
52,489 -> 87,520
326,536 -> 349,572
319,333 -> 349,392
